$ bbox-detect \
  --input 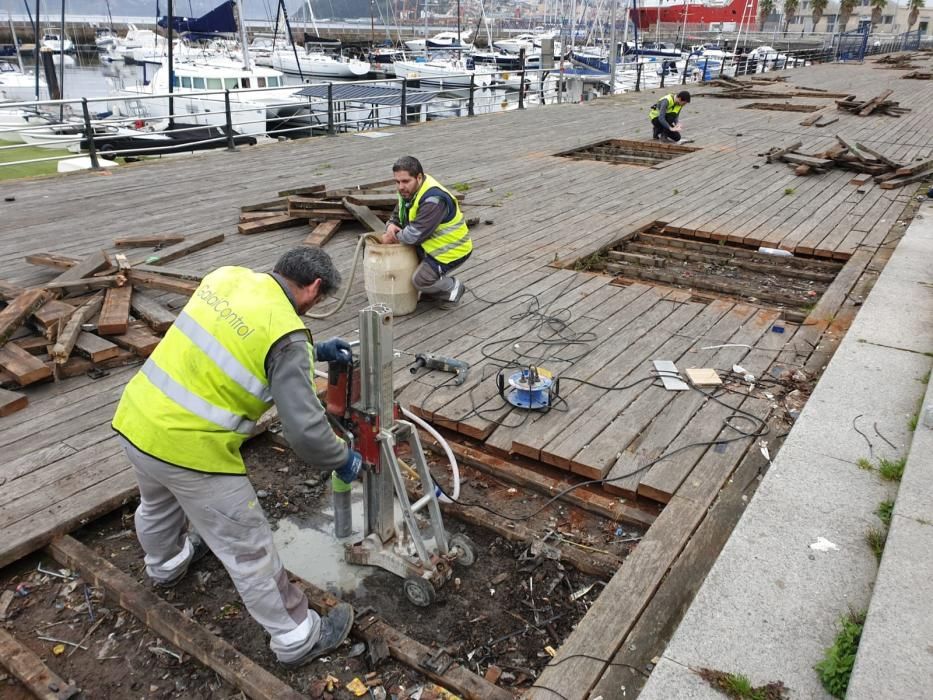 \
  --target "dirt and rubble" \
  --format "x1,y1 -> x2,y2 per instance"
0,437 -> 631,699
